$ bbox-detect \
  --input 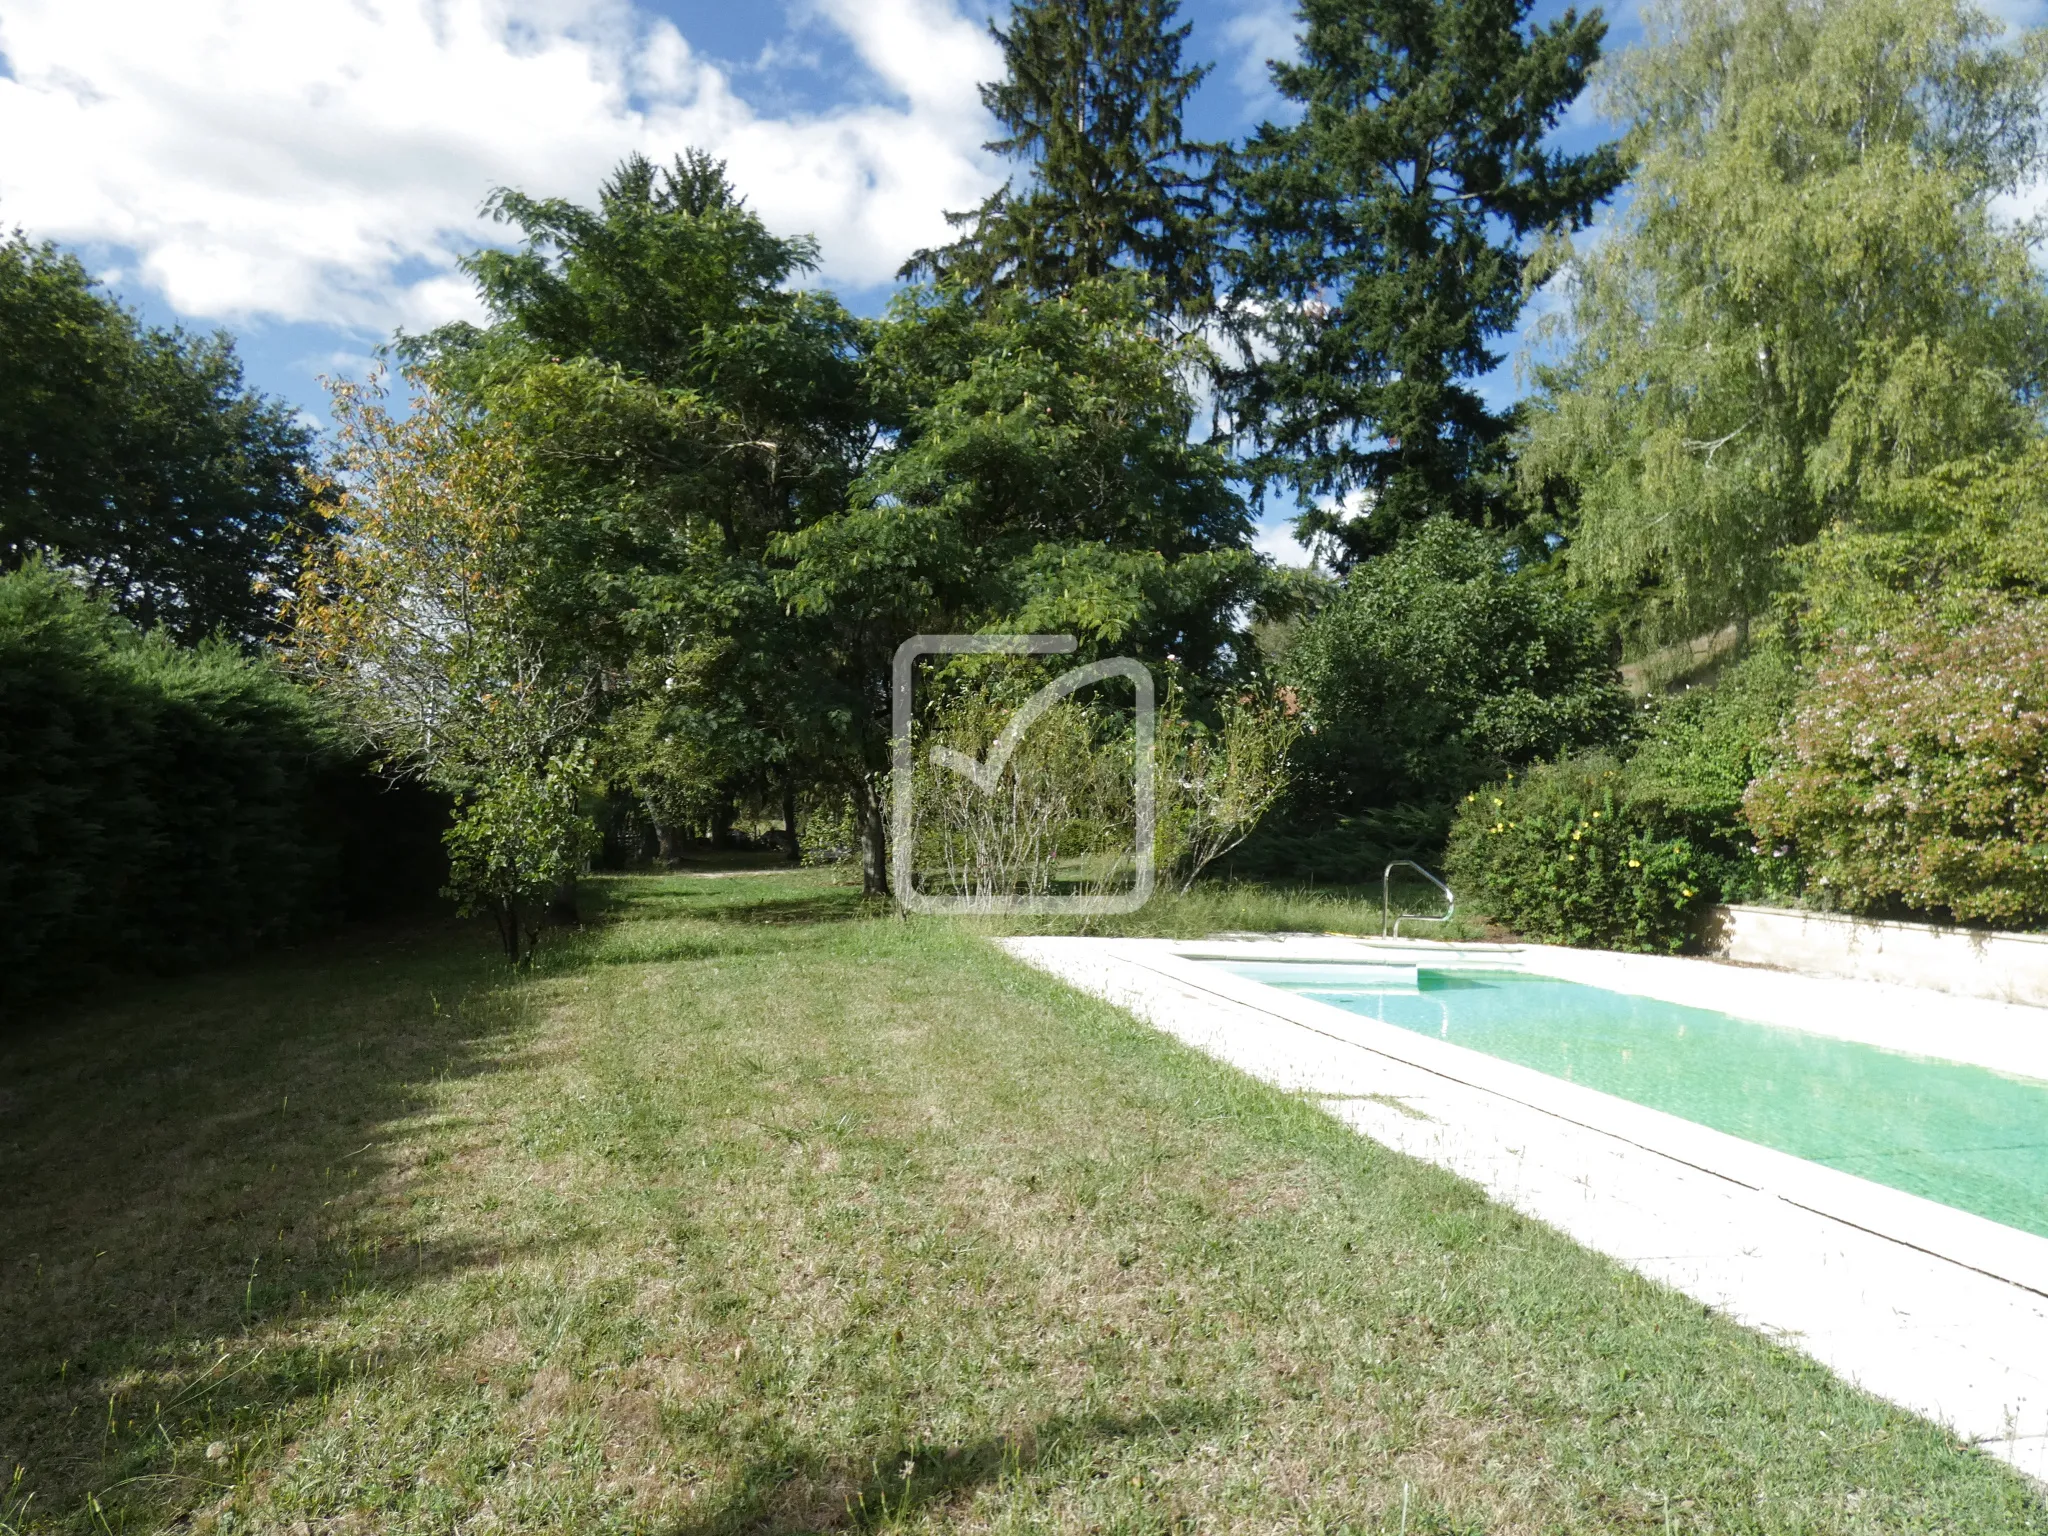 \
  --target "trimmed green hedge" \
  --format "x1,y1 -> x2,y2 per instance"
1,562 -> 443,1005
